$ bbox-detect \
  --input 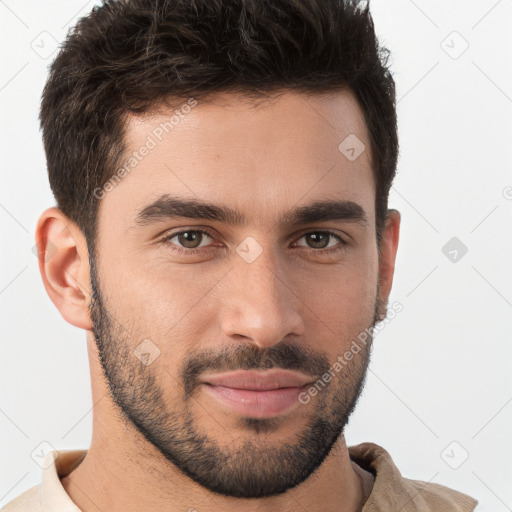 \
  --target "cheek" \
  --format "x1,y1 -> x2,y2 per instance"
106,251 -> 217,315
300,254 -> 378,344
313,281 -> 375,335
101,261 -> 221,362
